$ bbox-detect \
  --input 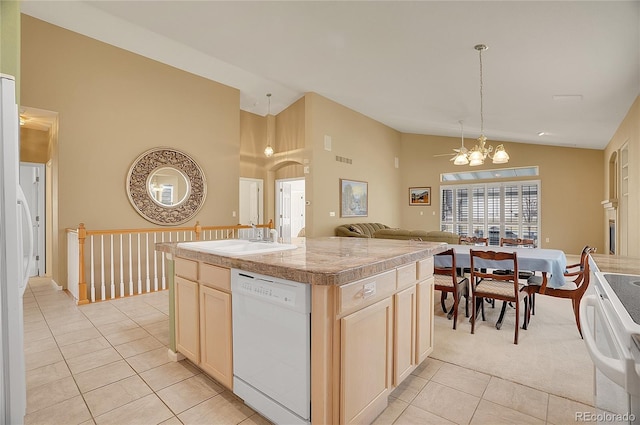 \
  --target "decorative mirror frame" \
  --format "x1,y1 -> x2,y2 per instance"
126,148 -> 207,225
